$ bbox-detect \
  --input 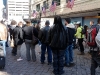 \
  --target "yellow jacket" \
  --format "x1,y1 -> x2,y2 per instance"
75,26 -> 84,39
